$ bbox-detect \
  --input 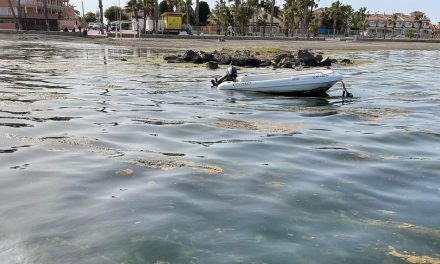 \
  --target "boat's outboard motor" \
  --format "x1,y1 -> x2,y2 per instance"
211,66 -> 238,86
